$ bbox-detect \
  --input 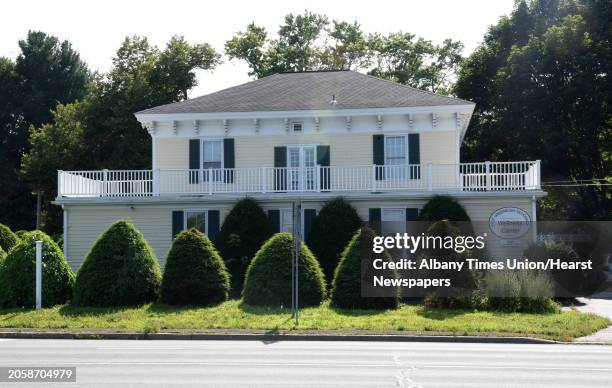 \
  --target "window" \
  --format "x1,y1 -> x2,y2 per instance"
384,135 -> 407,165
202,140 -> 223,182
384,135 -> 408,179
280,208 -> 293,233
381,208 -> 406,235
184,210 -> 207,233
291,122 -> 303,132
